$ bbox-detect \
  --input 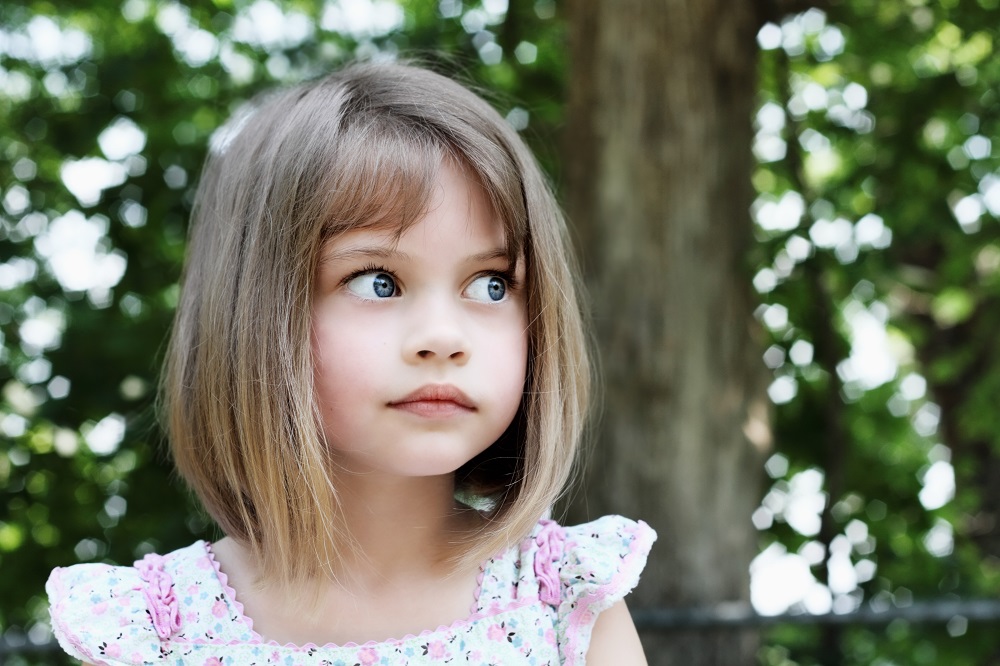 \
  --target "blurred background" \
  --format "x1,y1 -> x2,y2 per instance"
2,0 -> 1000,664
